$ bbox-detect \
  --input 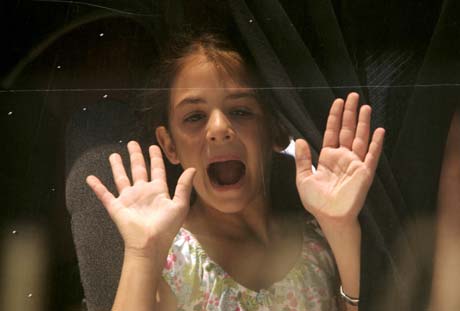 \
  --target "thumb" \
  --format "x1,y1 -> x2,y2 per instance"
172,168 -> 196,206
295,139 -> 313,182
